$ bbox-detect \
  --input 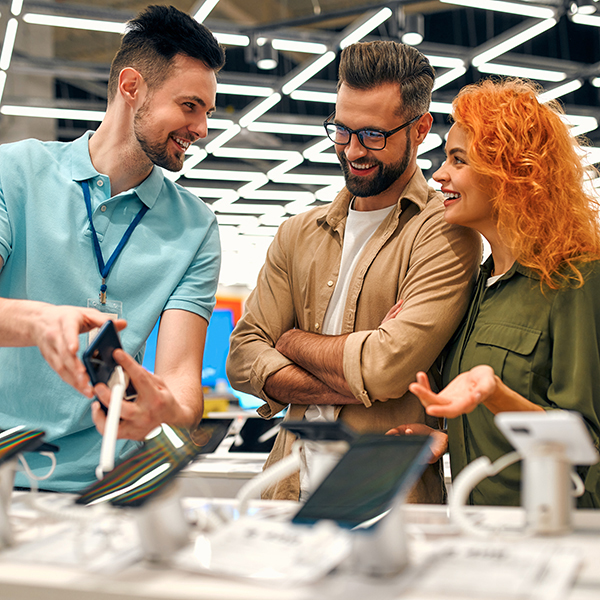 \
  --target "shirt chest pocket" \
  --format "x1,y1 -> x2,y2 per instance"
473,323 -> 542,395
